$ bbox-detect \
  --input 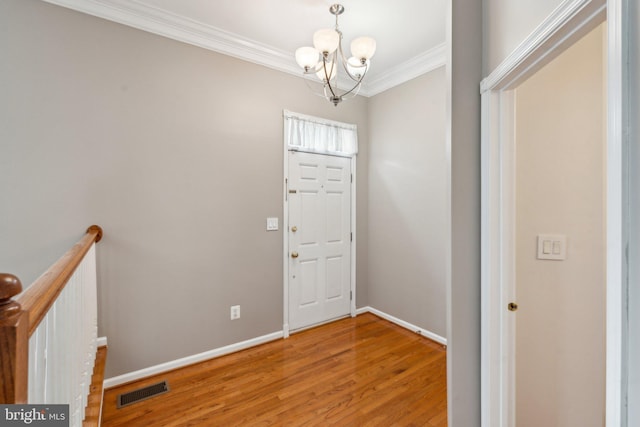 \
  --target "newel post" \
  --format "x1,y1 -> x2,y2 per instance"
0,273 -> 28,403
